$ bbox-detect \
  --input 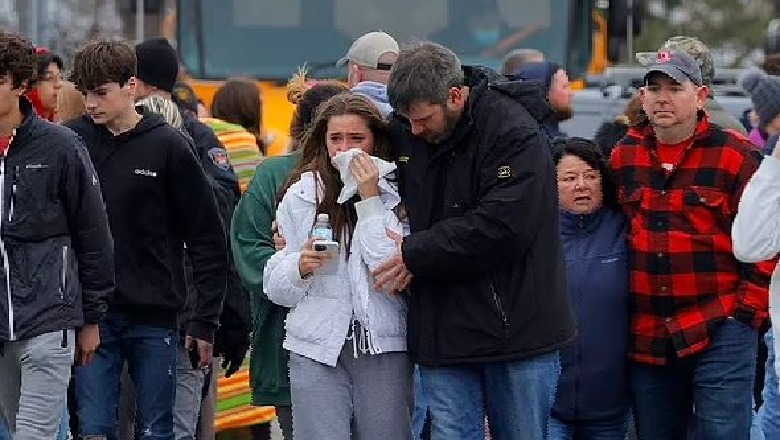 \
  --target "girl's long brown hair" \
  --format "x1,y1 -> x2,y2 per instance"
211,78 -> 265,153
280,92 -> 393,253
